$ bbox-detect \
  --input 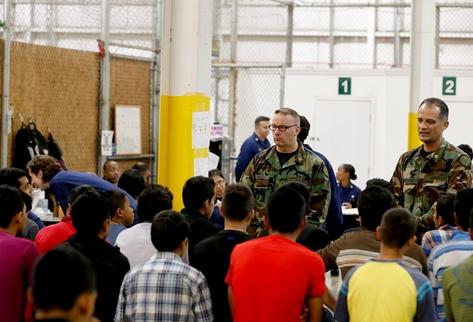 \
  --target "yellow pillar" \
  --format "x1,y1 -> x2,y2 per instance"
408,0 -> 435,149
158,0 -> 213,210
